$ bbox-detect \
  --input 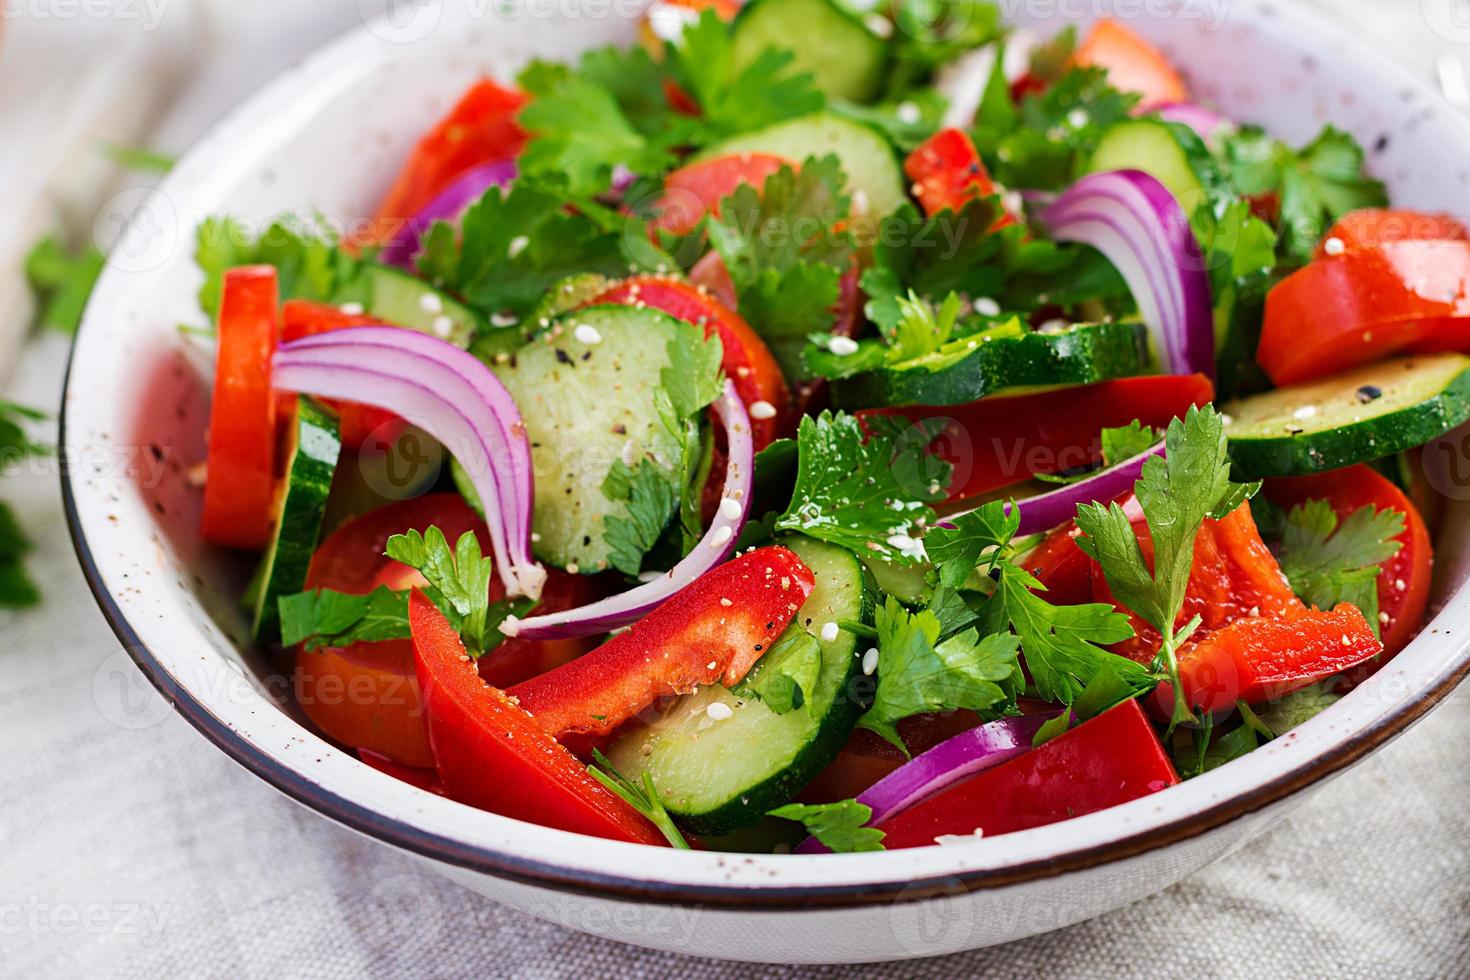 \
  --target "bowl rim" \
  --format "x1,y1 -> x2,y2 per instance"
61,0 -> 1470,910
